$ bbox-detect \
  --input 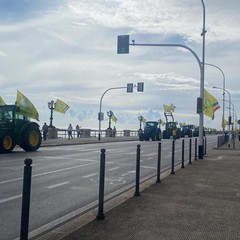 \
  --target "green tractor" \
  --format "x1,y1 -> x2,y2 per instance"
139,121 -> 161,141
0,105 -> 42,153
162,111 -> 180,139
